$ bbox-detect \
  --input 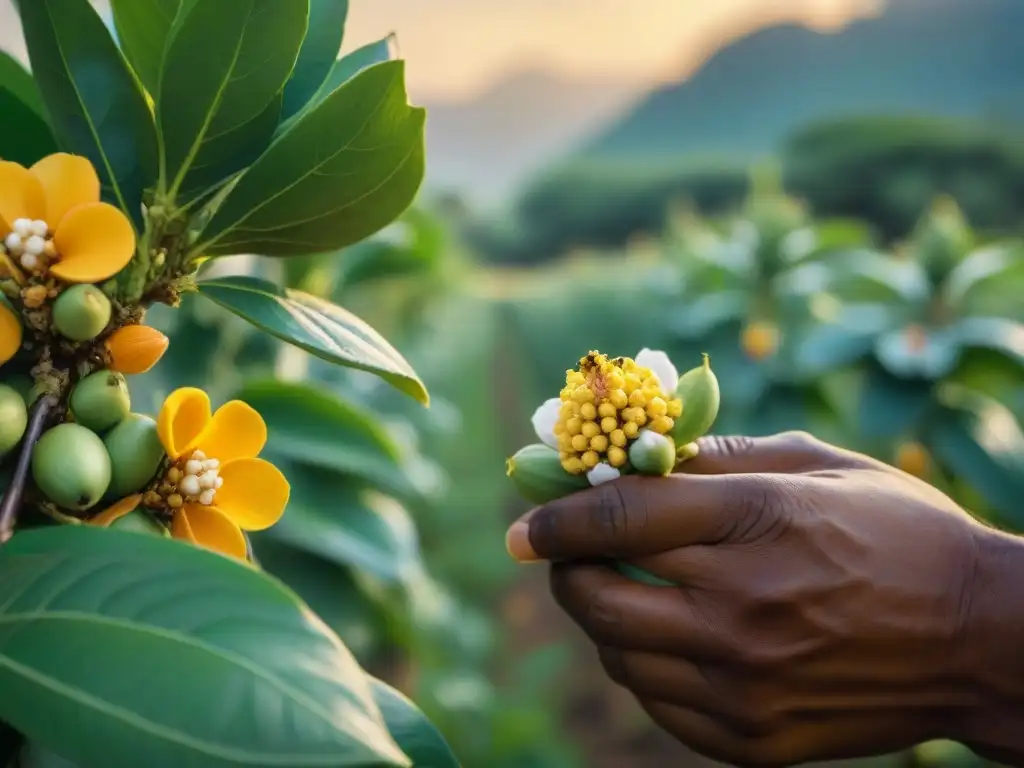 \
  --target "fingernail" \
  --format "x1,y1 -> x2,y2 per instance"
505,520 -> 539,562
